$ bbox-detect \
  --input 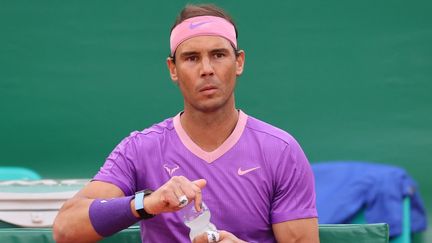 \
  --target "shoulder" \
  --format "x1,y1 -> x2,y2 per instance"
134,117 -> 175,137
244,114 -> 299,147
243,113 -> 308,166
117,116 -> 176,149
